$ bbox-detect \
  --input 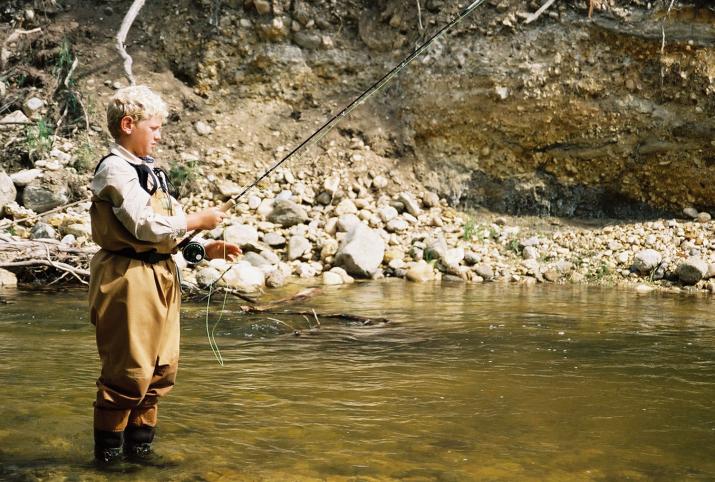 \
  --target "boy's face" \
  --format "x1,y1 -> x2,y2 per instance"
119,115 -> 162,158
